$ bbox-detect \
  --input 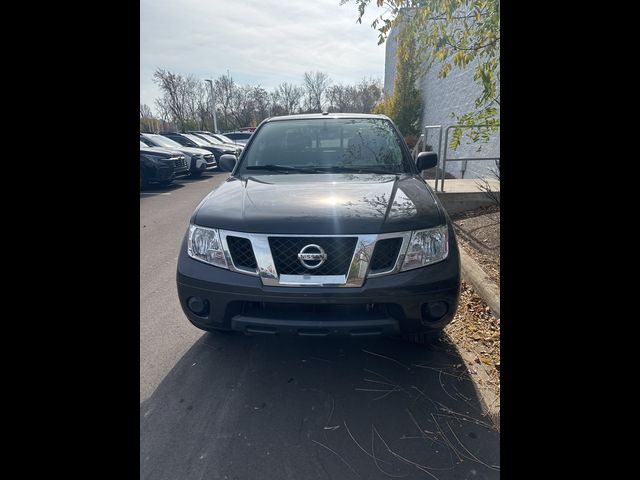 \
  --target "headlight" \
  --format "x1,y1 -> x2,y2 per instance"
193,155 -> 205,168
187,225 -> 228,269
401,225 -> 449,271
